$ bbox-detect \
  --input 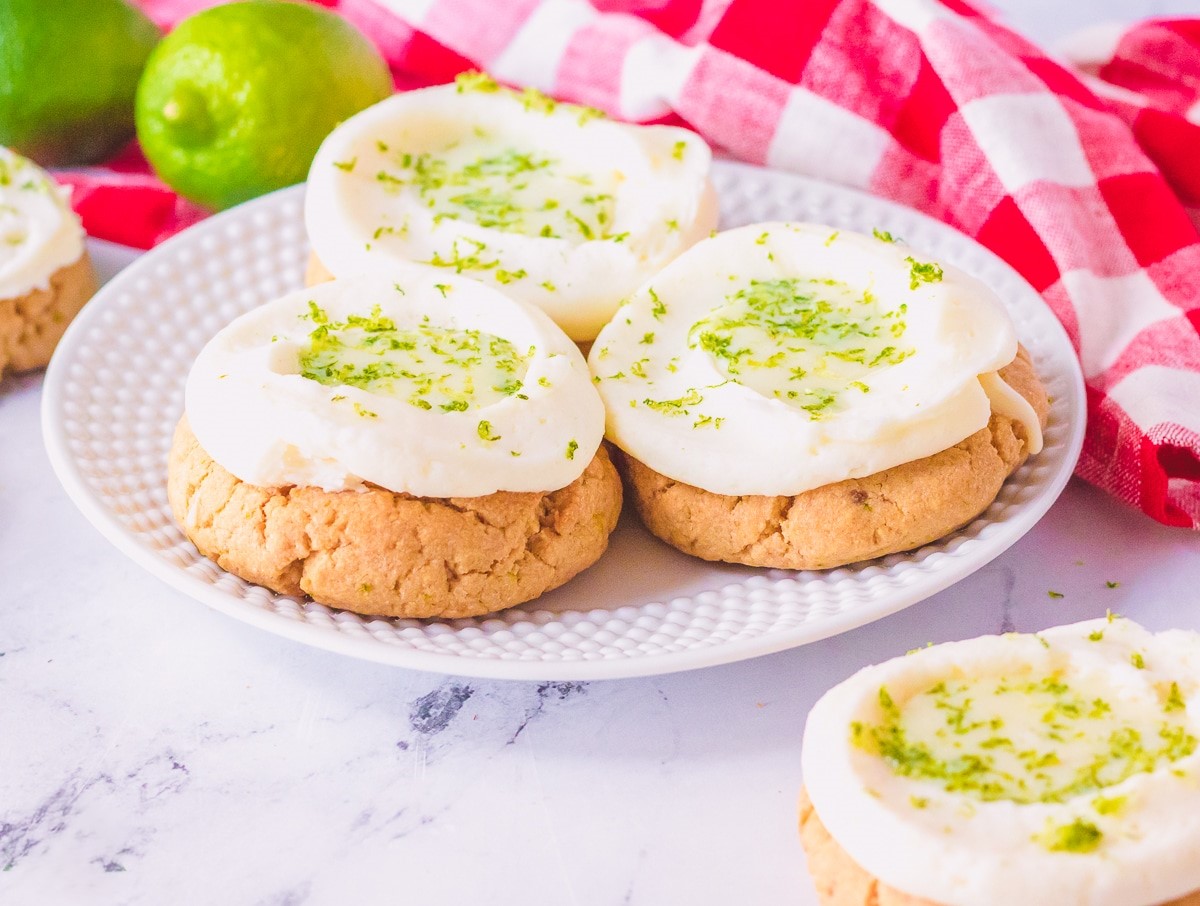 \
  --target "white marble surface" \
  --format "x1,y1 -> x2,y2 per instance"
7,4 -> 1200,903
